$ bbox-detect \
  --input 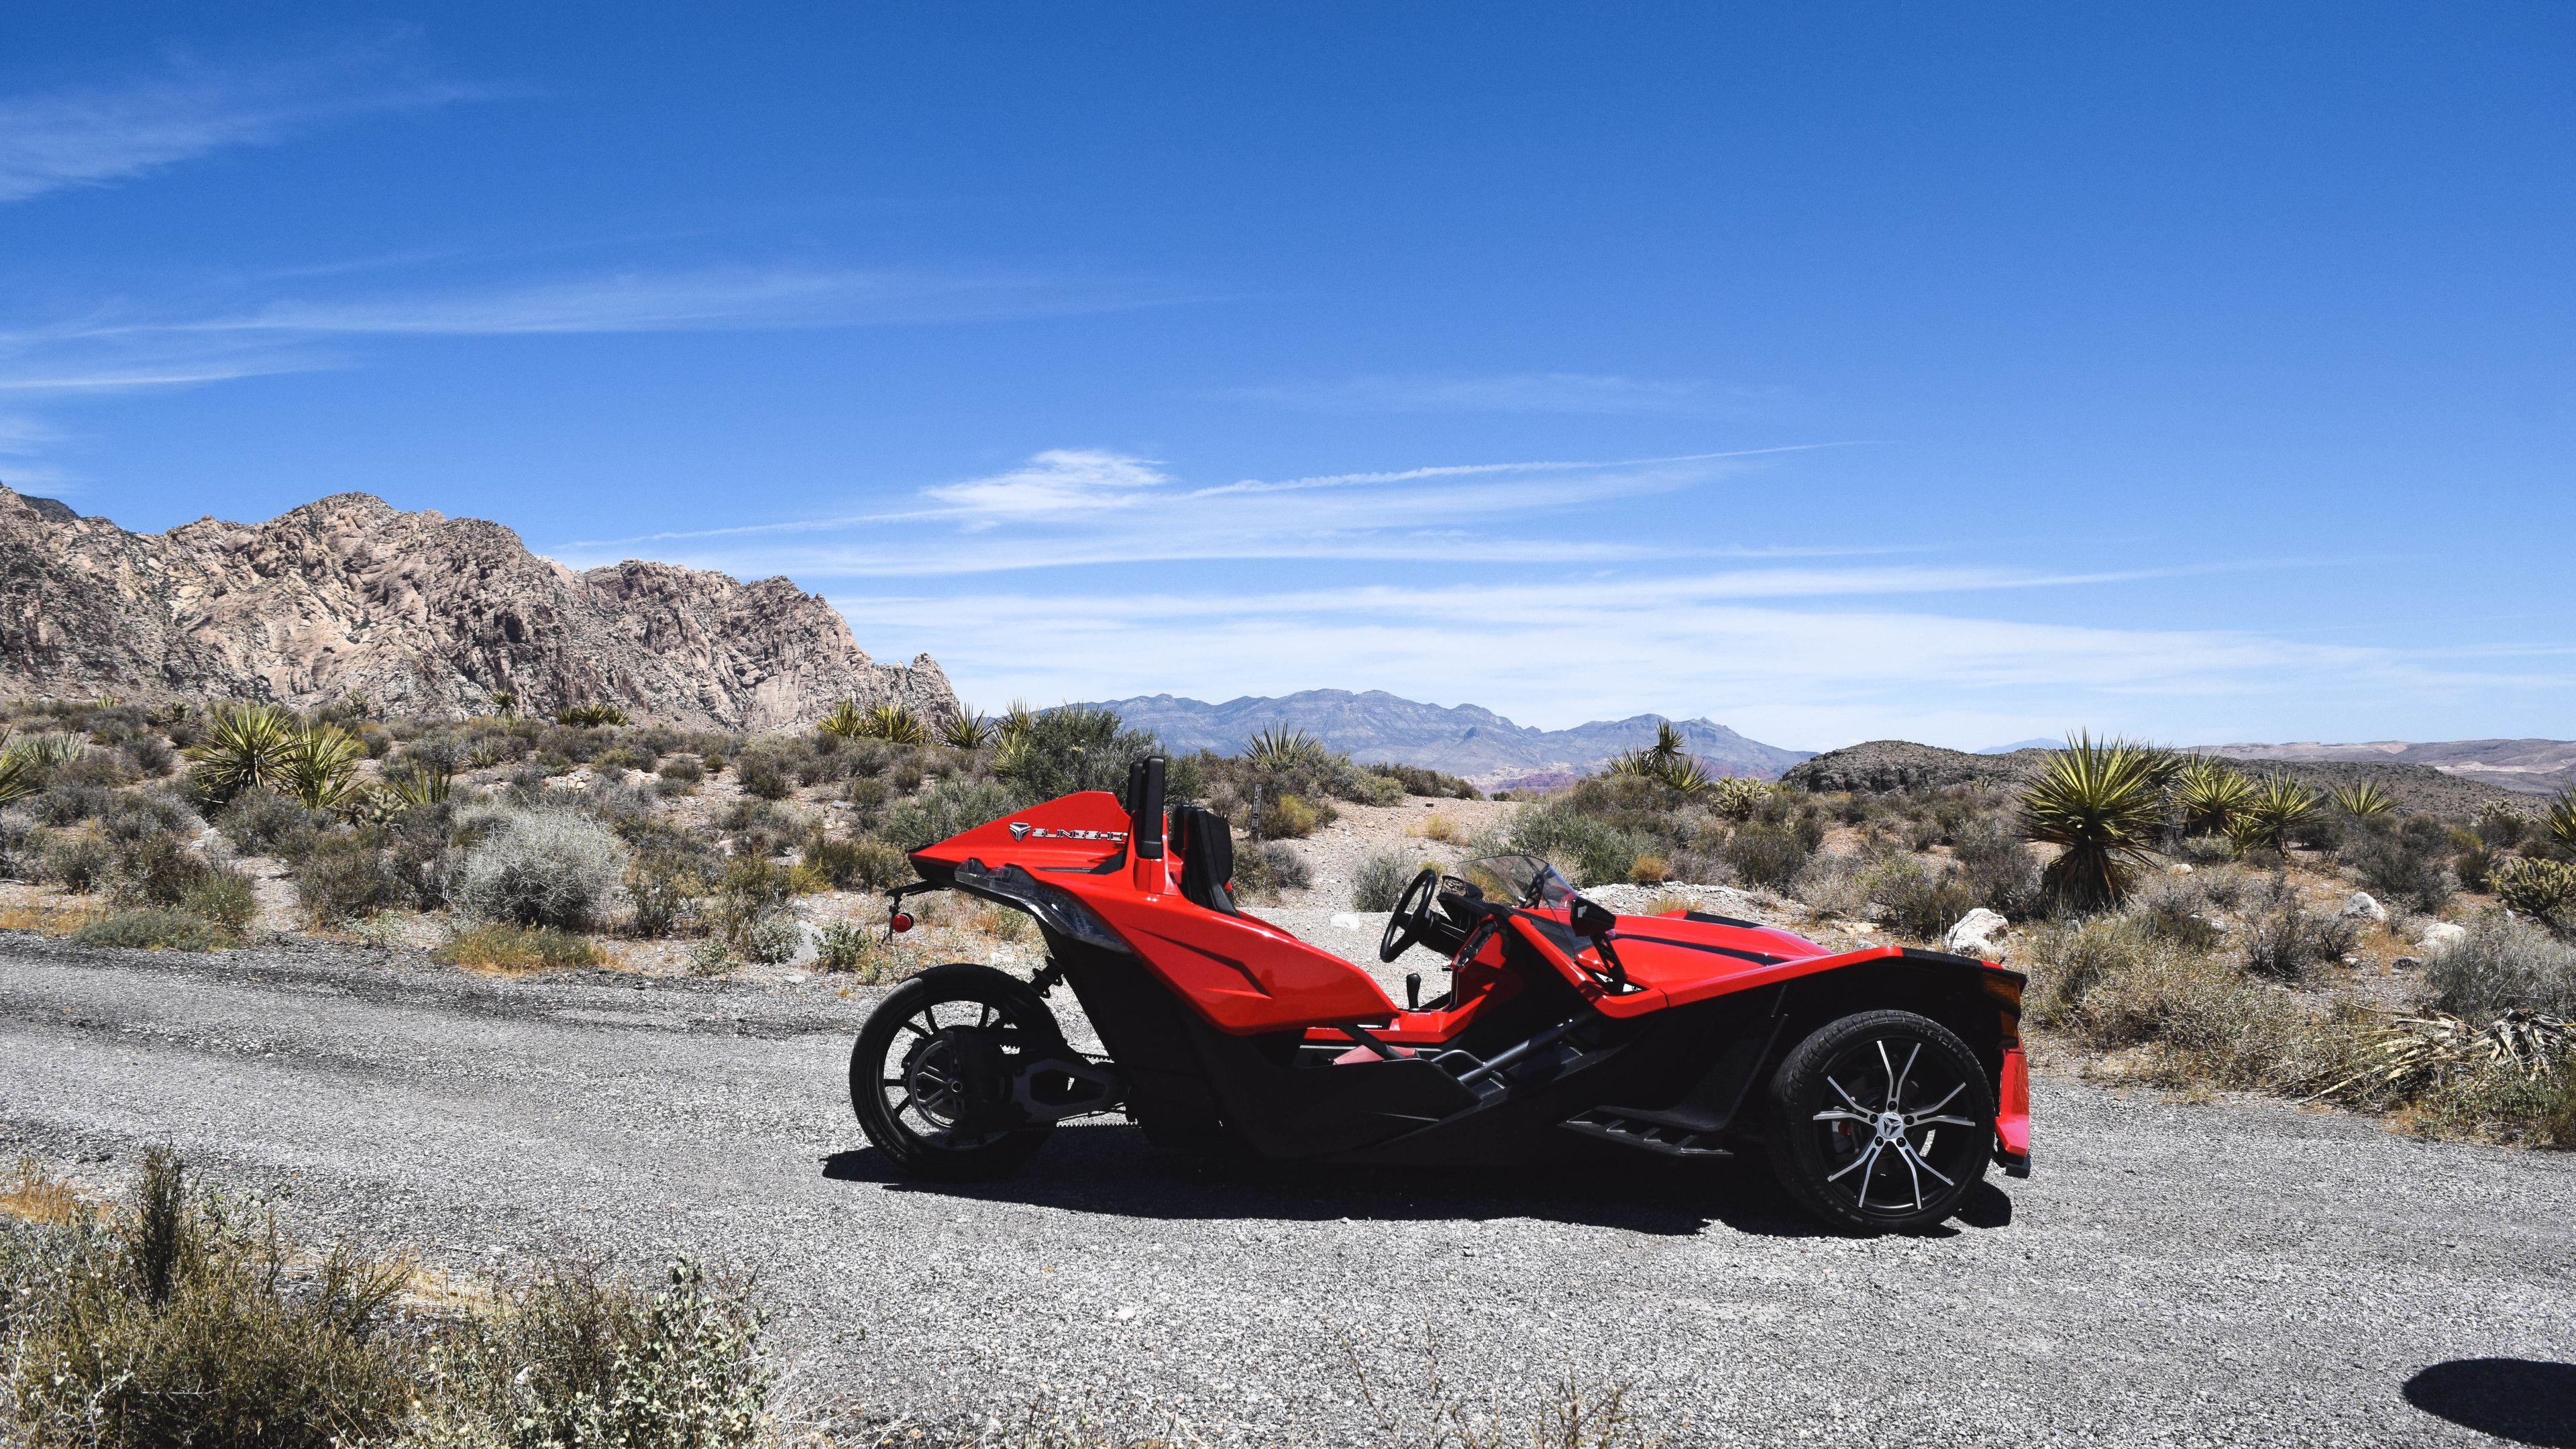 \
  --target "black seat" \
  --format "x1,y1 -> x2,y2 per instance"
1171,804 -> 1243,916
